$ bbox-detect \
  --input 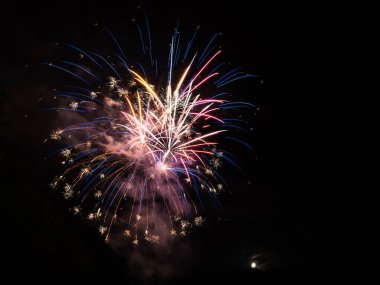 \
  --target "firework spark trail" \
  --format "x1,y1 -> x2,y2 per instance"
45,24 -> 257,244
